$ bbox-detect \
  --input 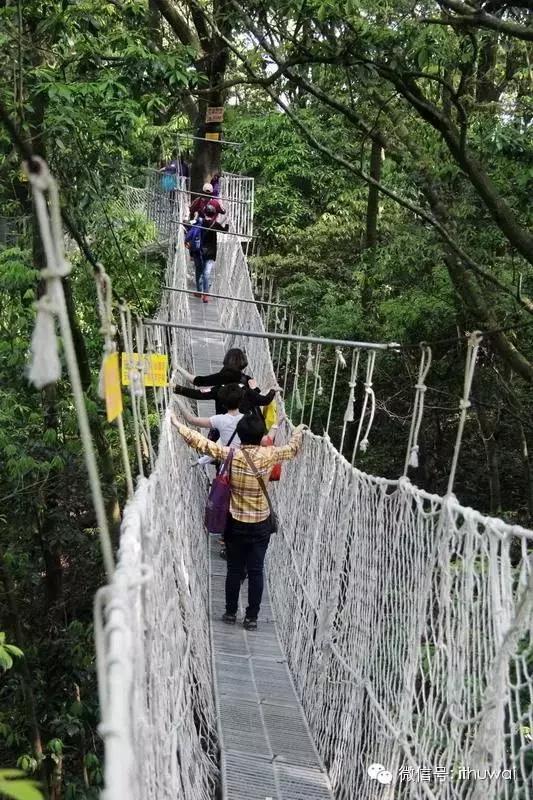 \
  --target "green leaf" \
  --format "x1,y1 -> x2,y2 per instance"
4,644 -> 24,659
0,649 -> 14,671
0,771 -> 44,800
